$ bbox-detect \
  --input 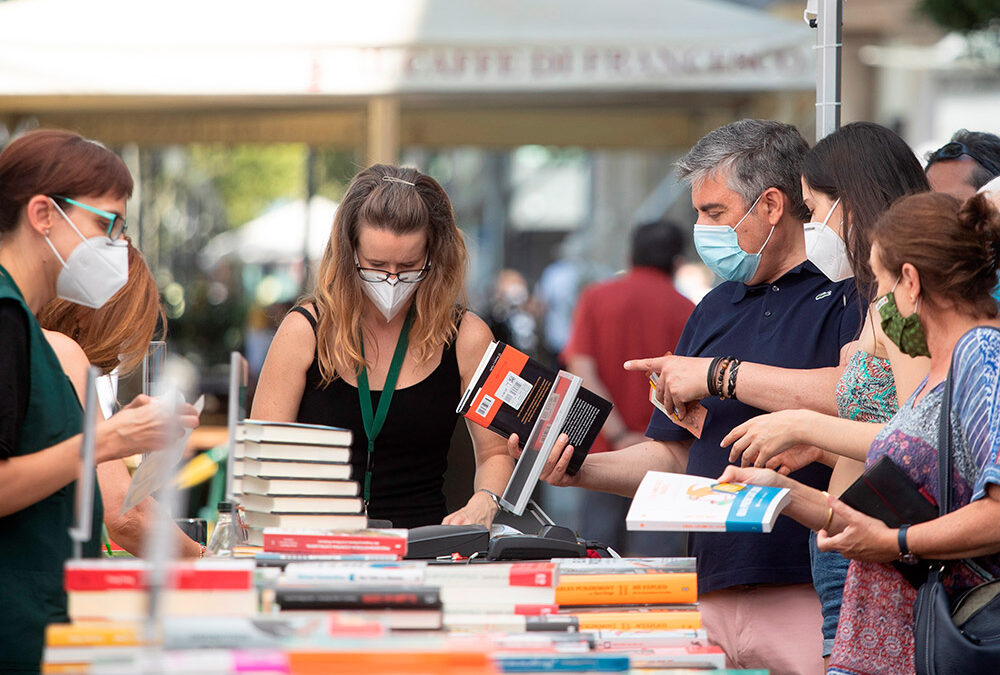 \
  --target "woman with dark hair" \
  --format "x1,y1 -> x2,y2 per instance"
252,165 -> 512,528
0,129 -> 199,672
717,122 -> 931,662
39,243 -> 203,559
721,192 -> 1000,674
